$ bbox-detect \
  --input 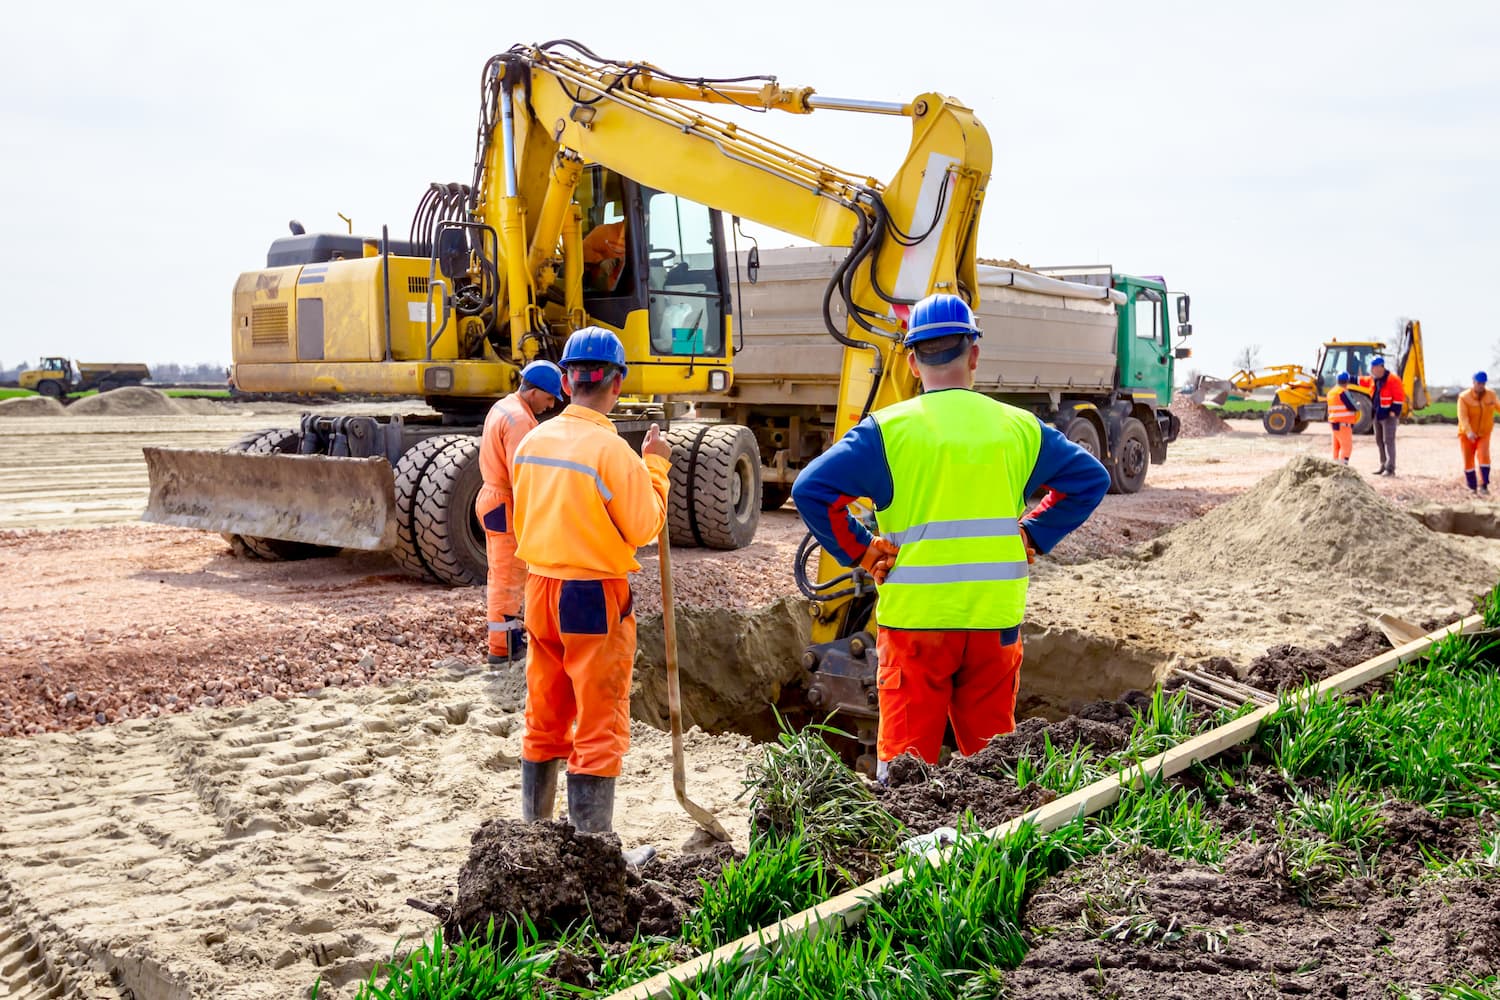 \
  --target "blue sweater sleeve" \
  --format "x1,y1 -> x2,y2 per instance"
1020,421 -> 1111,554
791,418 -> 895,566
